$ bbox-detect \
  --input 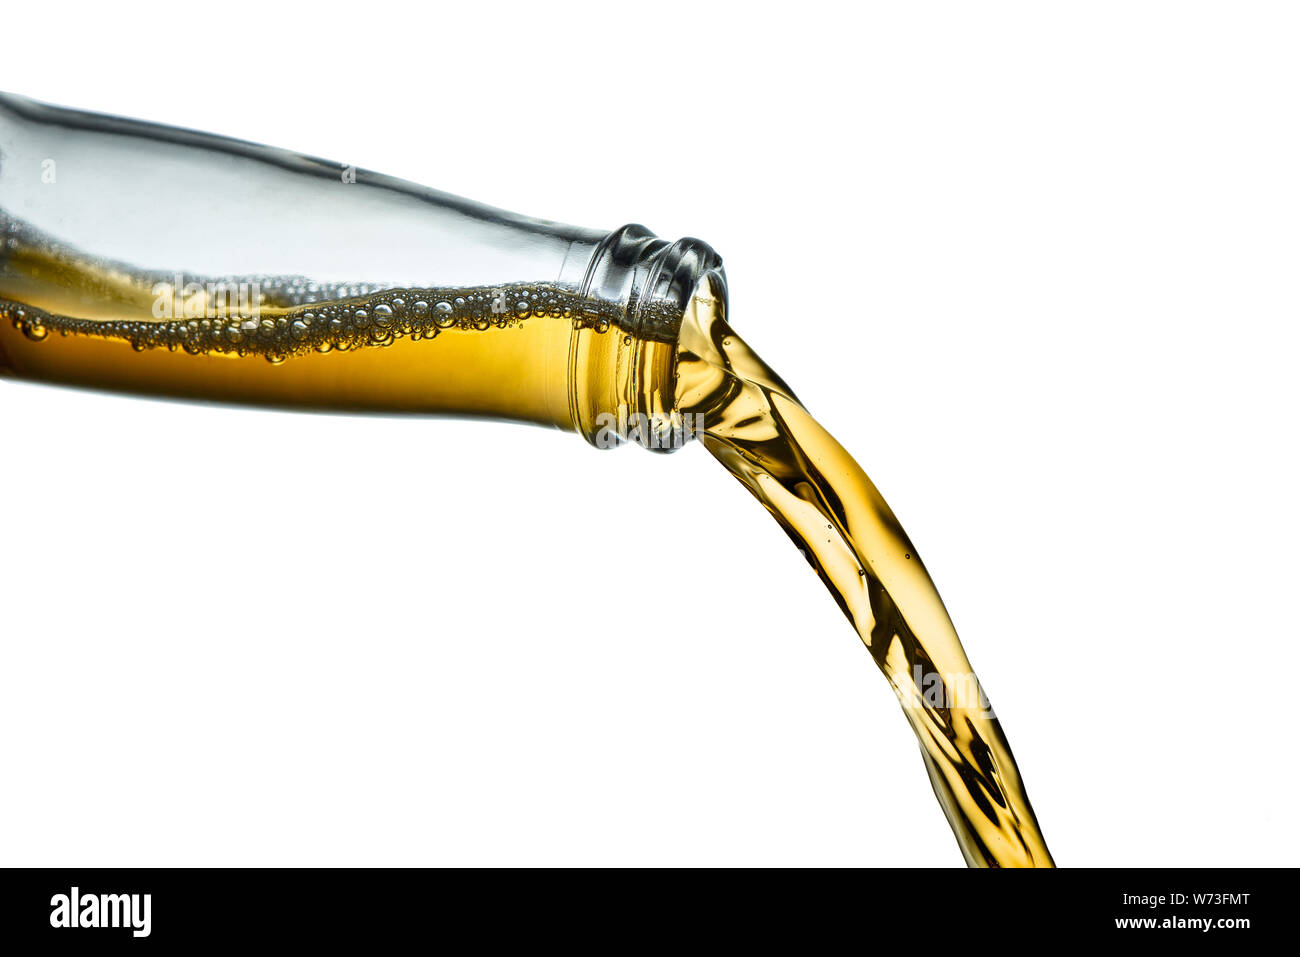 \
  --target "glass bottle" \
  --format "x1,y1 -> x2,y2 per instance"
0,92 -> 724,450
